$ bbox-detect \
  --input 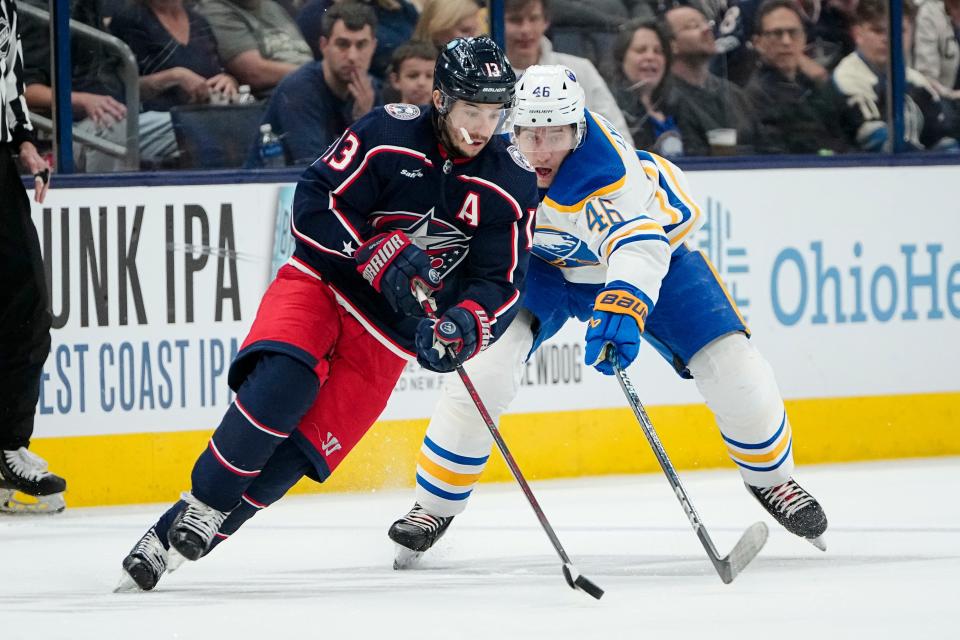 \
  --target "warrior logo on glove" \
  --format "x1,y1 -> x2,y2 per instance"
359,234 -> 406,287
356,230 -> 442,317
